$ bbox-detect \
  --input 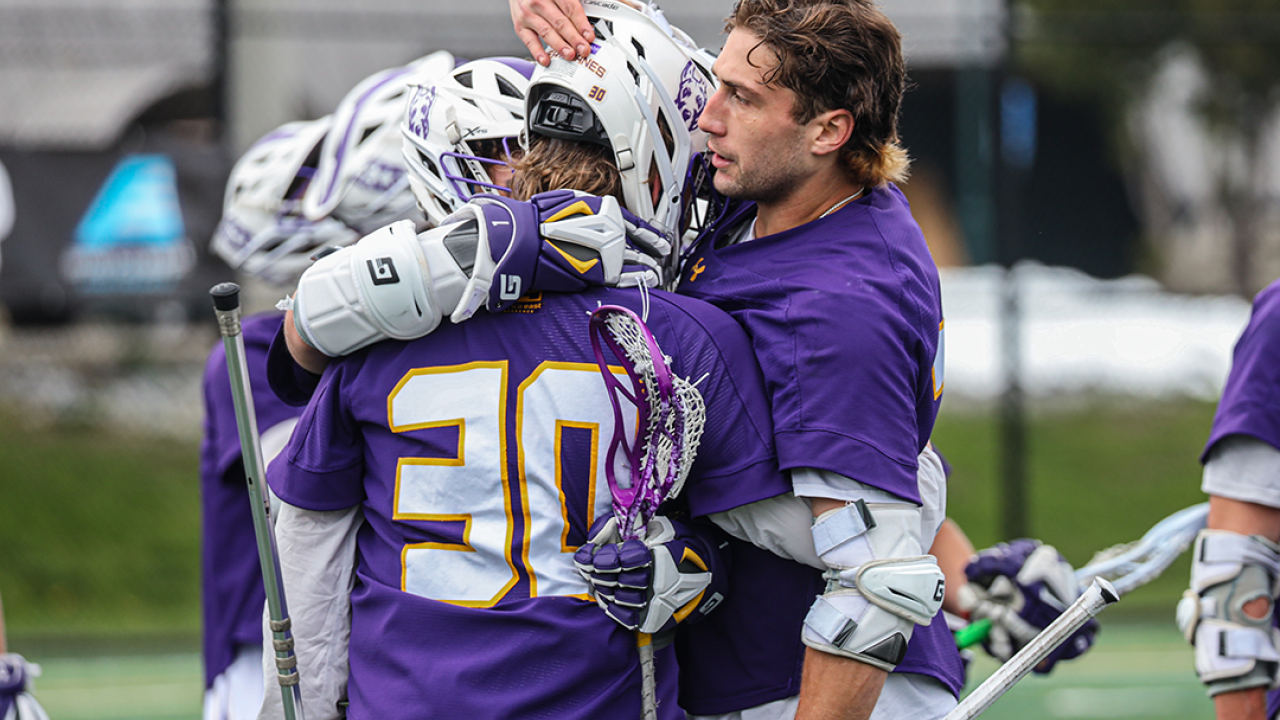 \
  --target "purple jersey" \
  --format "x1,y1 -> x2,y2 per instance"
1203,279 -> 1280,461
269,287 -> 789,719
1197,279 -> 1280,720
675,185 -> 963,711
200,312 -> 302,688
